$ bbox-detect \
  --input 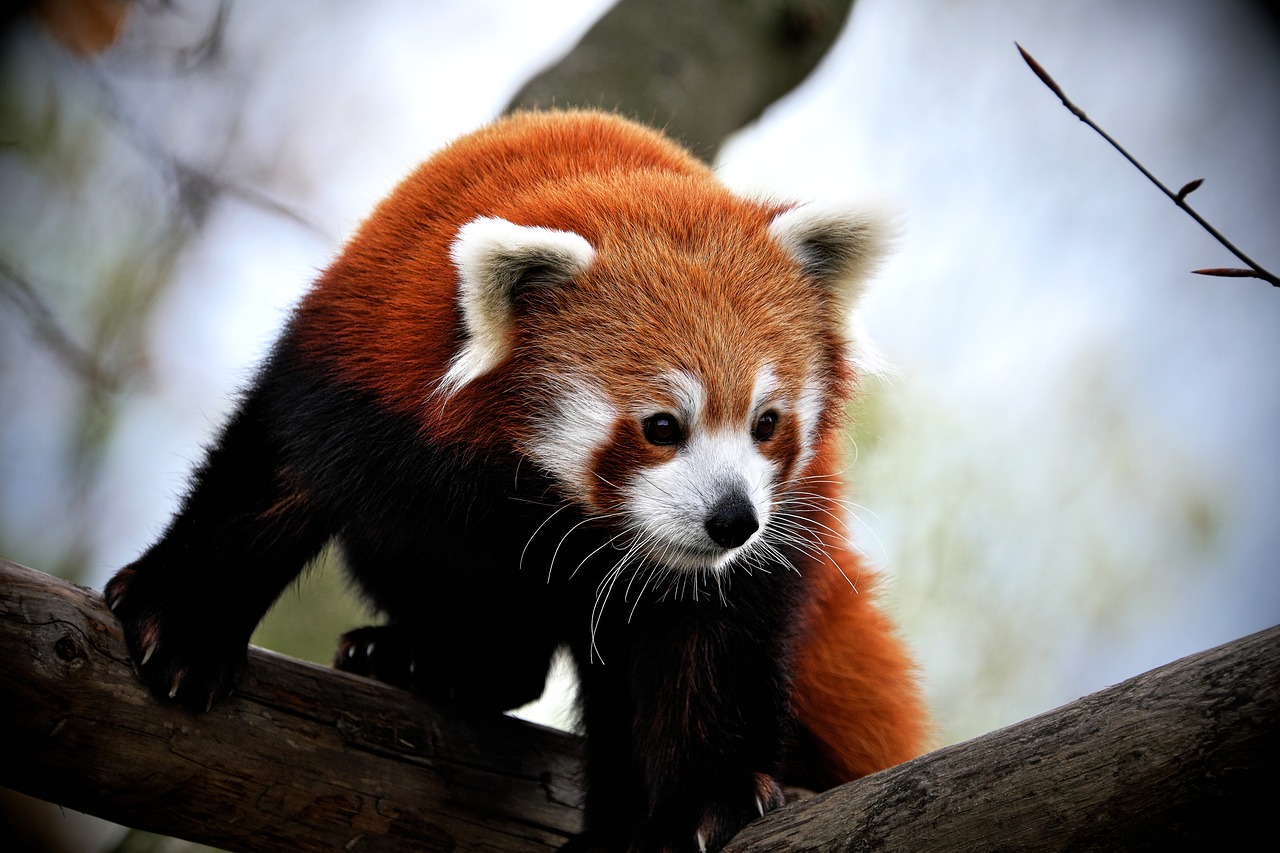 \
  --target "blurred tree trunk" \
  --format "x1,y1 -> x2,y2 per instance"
506,0 -> 858,160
